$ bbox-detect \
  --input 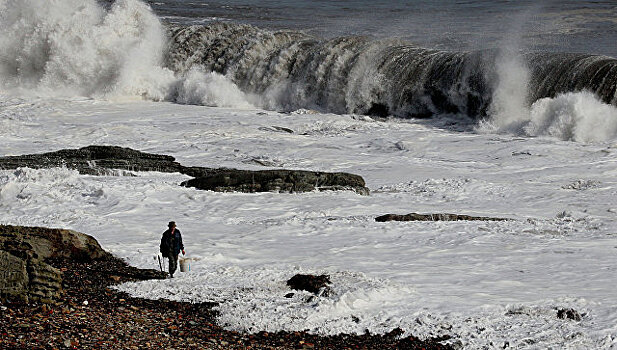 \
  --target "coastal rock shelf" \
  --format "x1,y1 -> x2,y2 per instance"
0,146 -> 369,194
375,213 -> 509,222
182,169 -> 367,194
